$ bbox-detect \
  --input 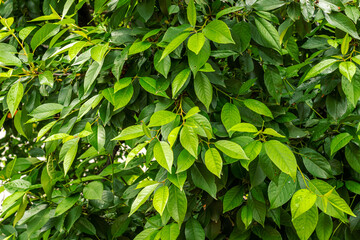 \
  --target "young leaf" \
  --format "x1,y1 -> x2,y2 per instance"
264,140 -> 297,180
303,59 -> 338,82
188,33 -> 205,55
202,20 -> 235,44
339,61 -> 356,82
204,148 -> 223,178
172,68 -> 191,97
176,149 -> 196,173
148,110 -> 177,127
153,185 -> 169,216
154,141 -> 174,173
291,189 -> 317,219
129,183 -> 159,216
61,138 -> 79,176
243,99 -> 273,118
180,125 -> 198,158
160,31 -> 191,61
7,81 -> 23,118
112,125 -> 144,141
229,123 -> 258,133
187,0 -> 196,26
214,140 -> 248,159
